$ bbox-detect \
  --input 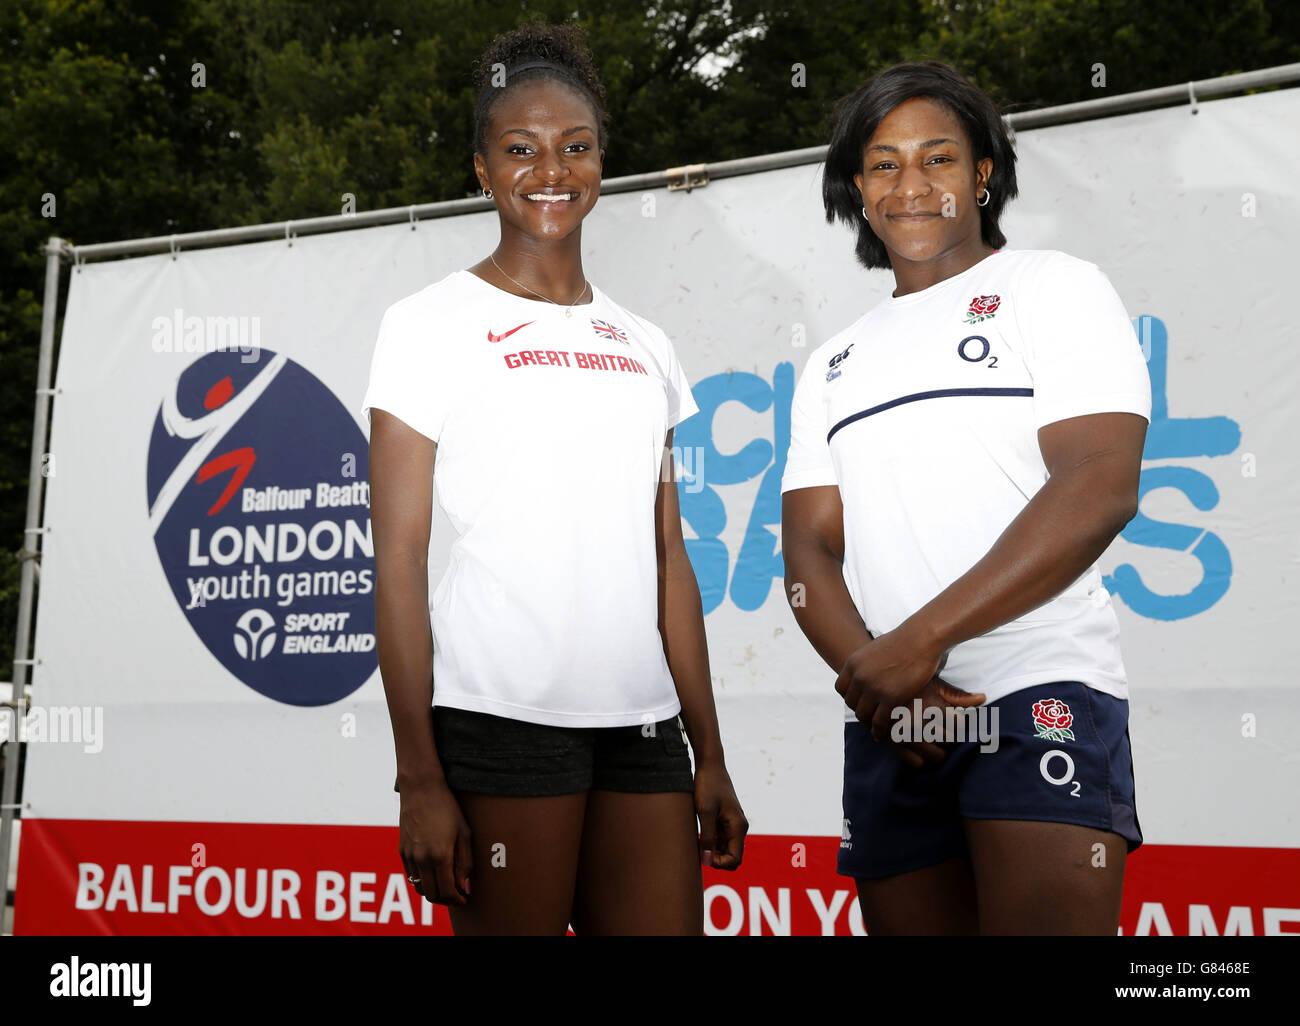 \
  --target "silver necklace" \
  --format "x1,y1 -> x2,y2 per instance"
489,254 -> 590,318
